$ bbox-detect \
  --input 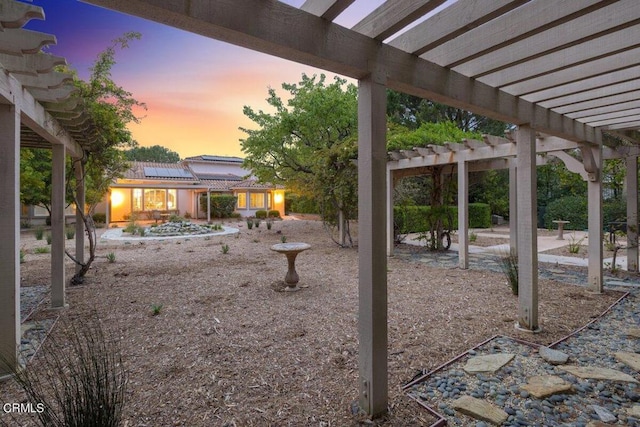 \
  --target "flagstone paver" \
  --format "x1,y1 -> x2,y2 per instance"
451,396 -> 508,425
614,351 -> 640,372
559,365 -> 639,383
463,353 -> 514,374
520,375 -> 573,398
